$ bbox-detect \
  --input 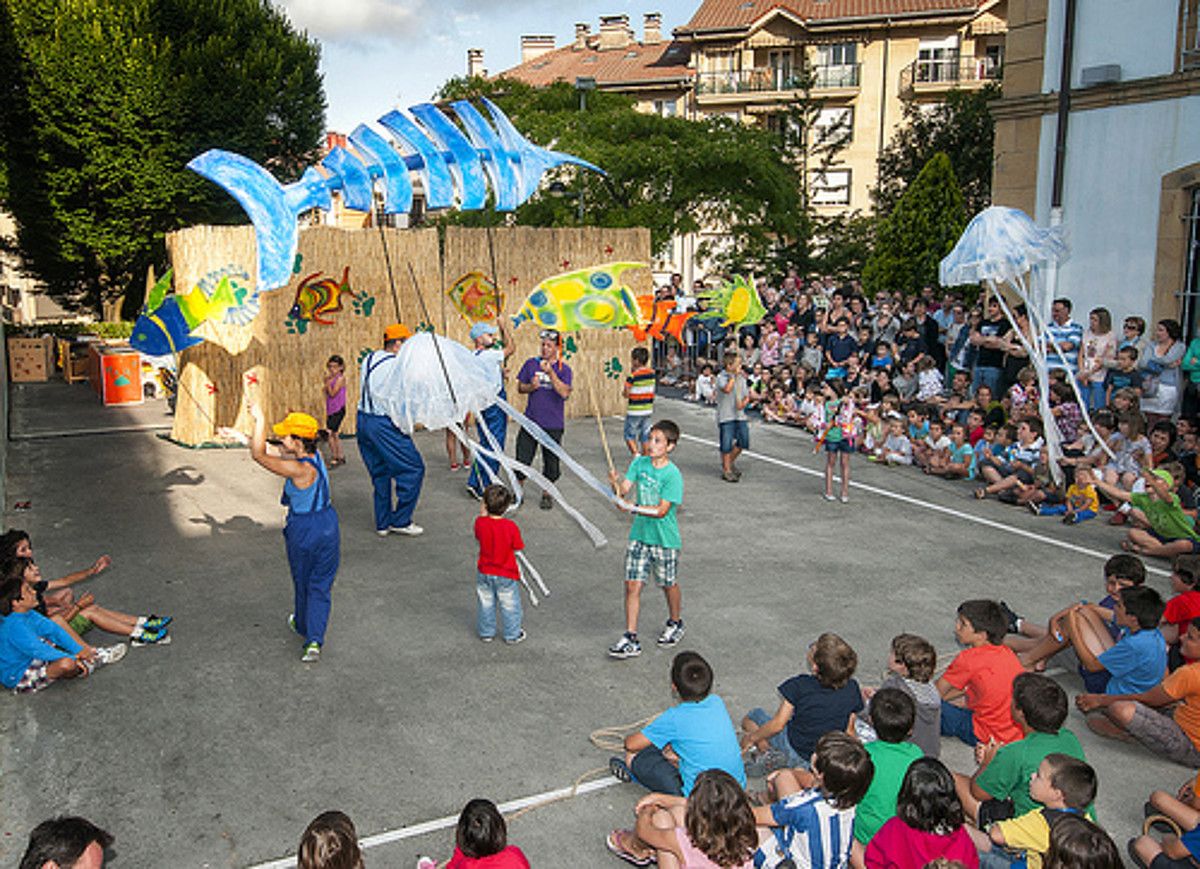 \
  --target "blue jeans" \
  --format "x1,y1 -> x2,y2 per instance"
476,571 -> 523,641
940,700 -> 978,746
972,366 -> 1003,396
718,420 -> 749,453
628,745 -> 684,795
746,707 -> 807,769
1079,379 -> 1107,411
467,402 -> 508,495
